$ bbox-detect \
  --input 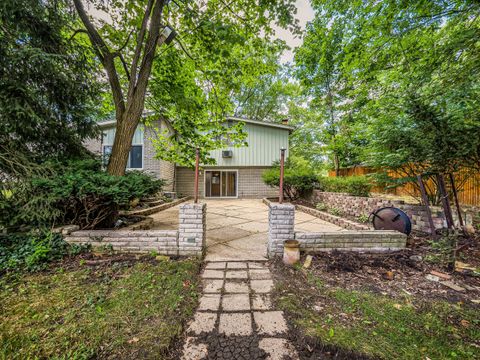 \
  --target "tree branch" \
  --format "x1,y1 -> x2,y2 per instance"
131,0 -> 167,112
128,0 -> 155,98
113,52 -> 131,81
73,0 -> 125,118
69,28 -> 88,41
174,37 -> 195,60
117,29 -> 134,53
